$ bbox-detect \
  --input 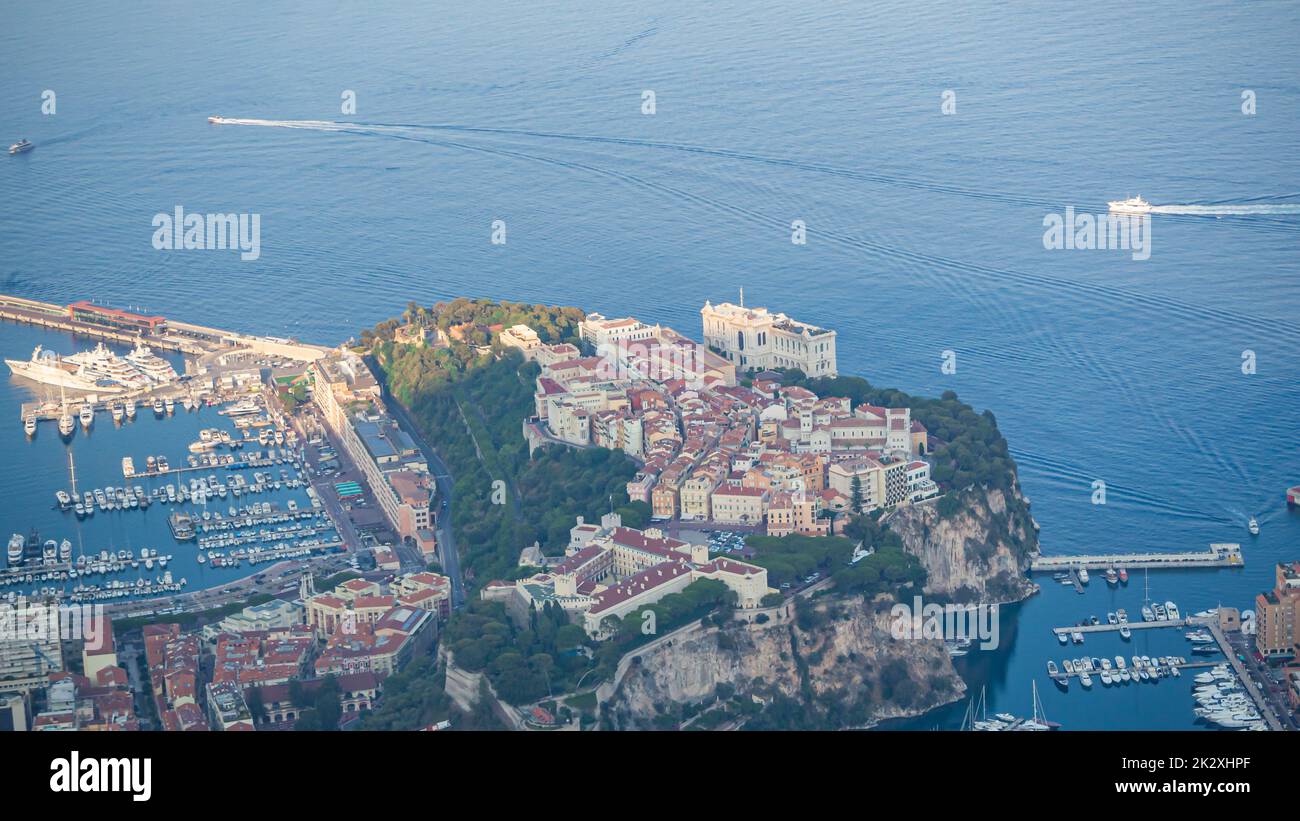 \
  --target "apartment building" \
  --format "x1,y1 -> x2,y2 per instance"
1256,561 -> 1300,660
